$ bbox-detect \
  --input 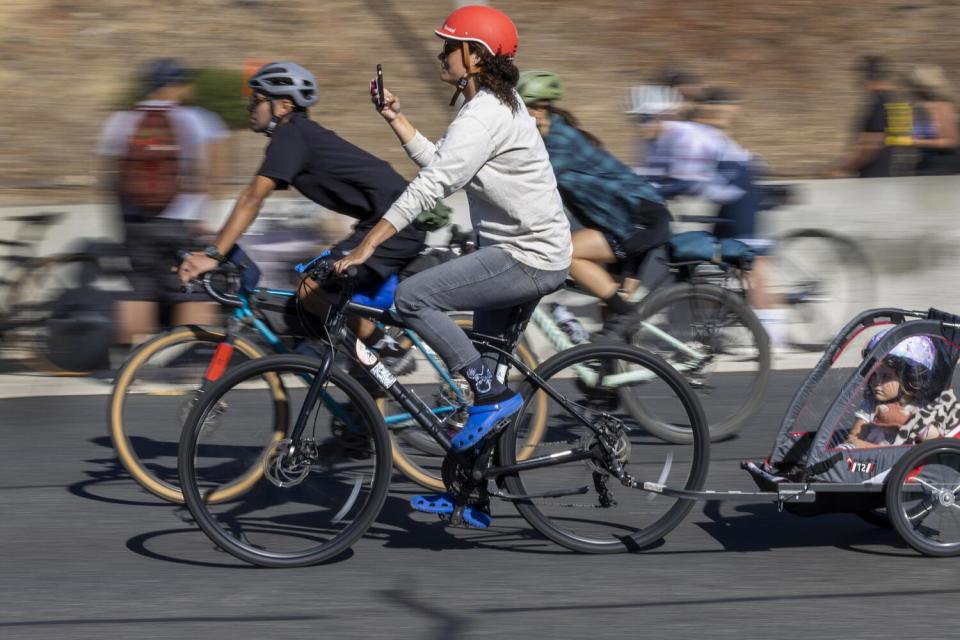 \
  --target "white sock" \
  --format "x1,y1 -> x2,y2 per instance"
755,308 -> 787,348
